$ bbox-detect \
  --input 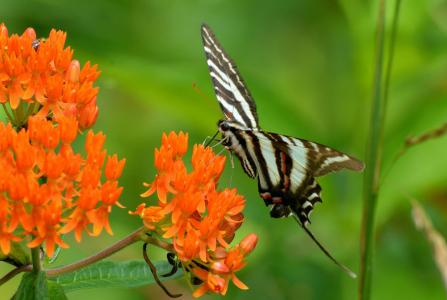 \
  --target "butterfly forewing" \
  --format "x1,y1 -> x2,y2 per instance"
201,24 -> 259,129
